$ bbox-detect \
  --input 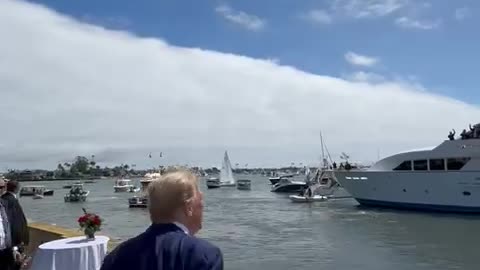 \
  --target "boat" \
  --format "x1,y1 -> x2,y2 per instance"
206,177 -> 221,189
64,183 -> 89,202
113,179 -> 134,192
63,181 -> 82,189
128,172 -> 160,208
128,196 -> 148,208
289,194 -> 328,202
289,170 -> 340,202
206,151 -> 236,189
84,180 -> 96,184
268,174 -> 294,185
129,186 -> 141,193
334,124 -> 480,213
19,185 -> 54,197
271,178 -> 307,193
236,179 -> 251,190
